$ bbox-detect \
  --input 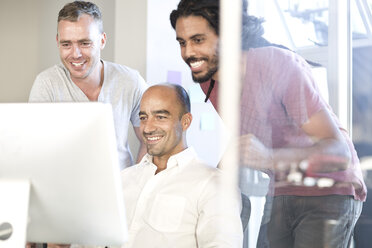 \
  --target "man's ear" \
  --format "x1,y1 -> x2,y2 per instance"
56,34 -> 59,47
100,32 -> 107,49
181,113 -> 192,131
